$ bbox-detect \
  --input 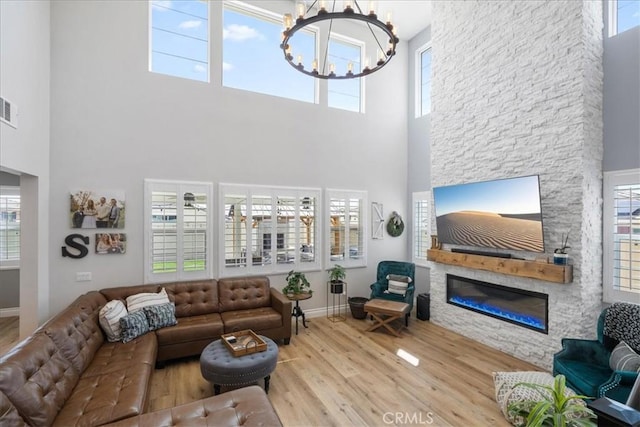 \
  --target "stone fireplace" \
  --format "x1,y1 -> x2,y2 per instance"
446,274 -> 548,334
